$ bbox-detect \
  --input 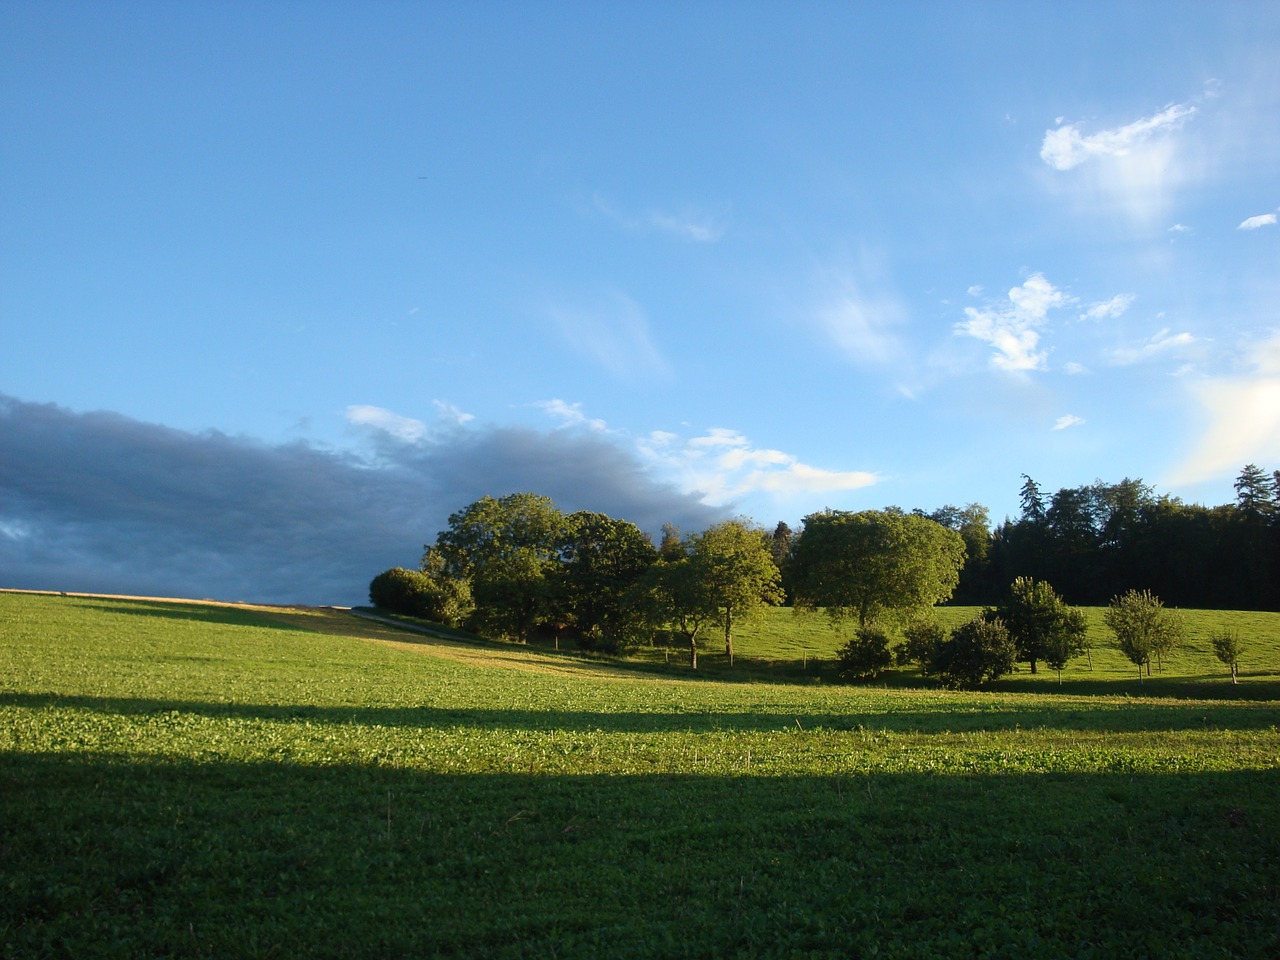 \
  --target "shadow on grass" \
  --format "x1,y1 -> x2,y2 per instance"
77,601 -> 302,631
3,752 -> 1276,960
6,690 -> 1278,734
